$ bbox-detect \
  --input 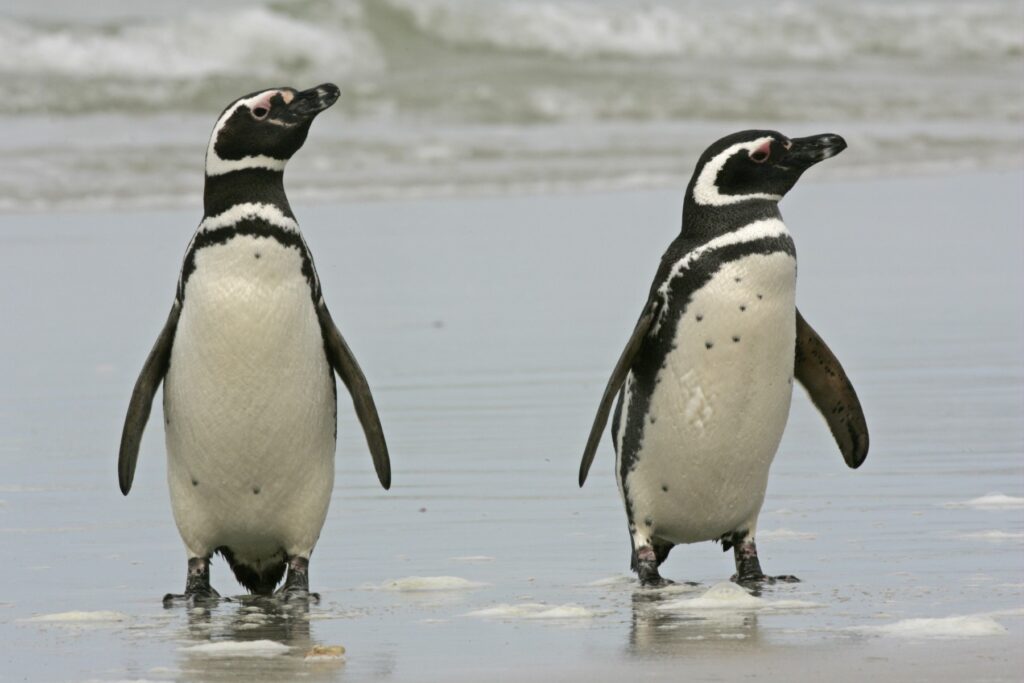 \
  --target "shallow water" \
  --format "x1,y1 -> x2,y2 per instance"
0,170 -> 1022,680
